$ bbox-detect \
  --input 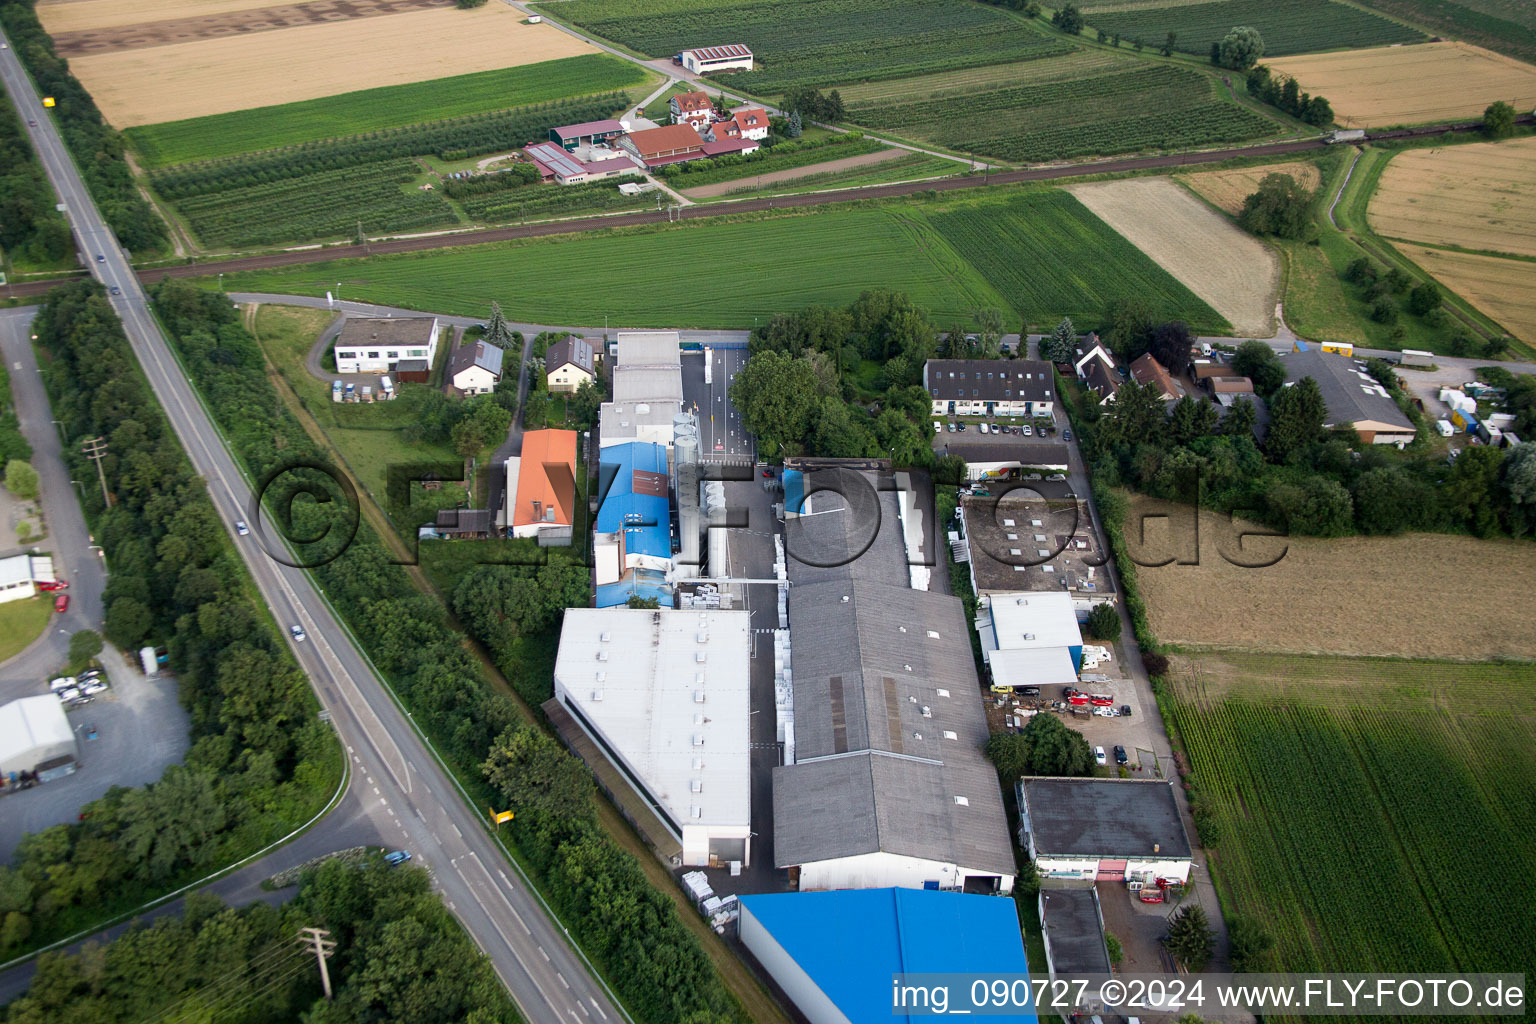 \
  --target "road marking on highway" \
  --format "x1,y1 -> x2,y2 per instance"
498,869 -> 512,887
454,853 -> 565,1022
590,998 -> 607,1019
372,786 -> 379,795
558,972 -> 570,989
539,946 -> 550,961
